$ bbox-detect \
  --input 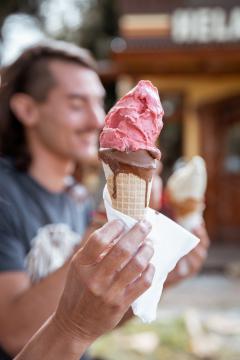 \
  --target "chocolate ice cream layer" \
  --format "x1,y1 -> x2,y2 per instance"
99,148 -> 156,206
99,148 -> 157,169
